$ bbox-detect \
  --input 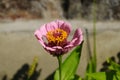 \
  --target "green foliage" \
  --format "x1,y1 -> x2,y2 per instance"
71,74 -> 83,80
87,71 -> 117,80
54,42 -> 83,80
86,58 -> 96,73
27,57 -> 38,80
108,59 -> 120,80
87,59 -> 120,80
85,57 -> 96,80
107,59 -> 120,73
